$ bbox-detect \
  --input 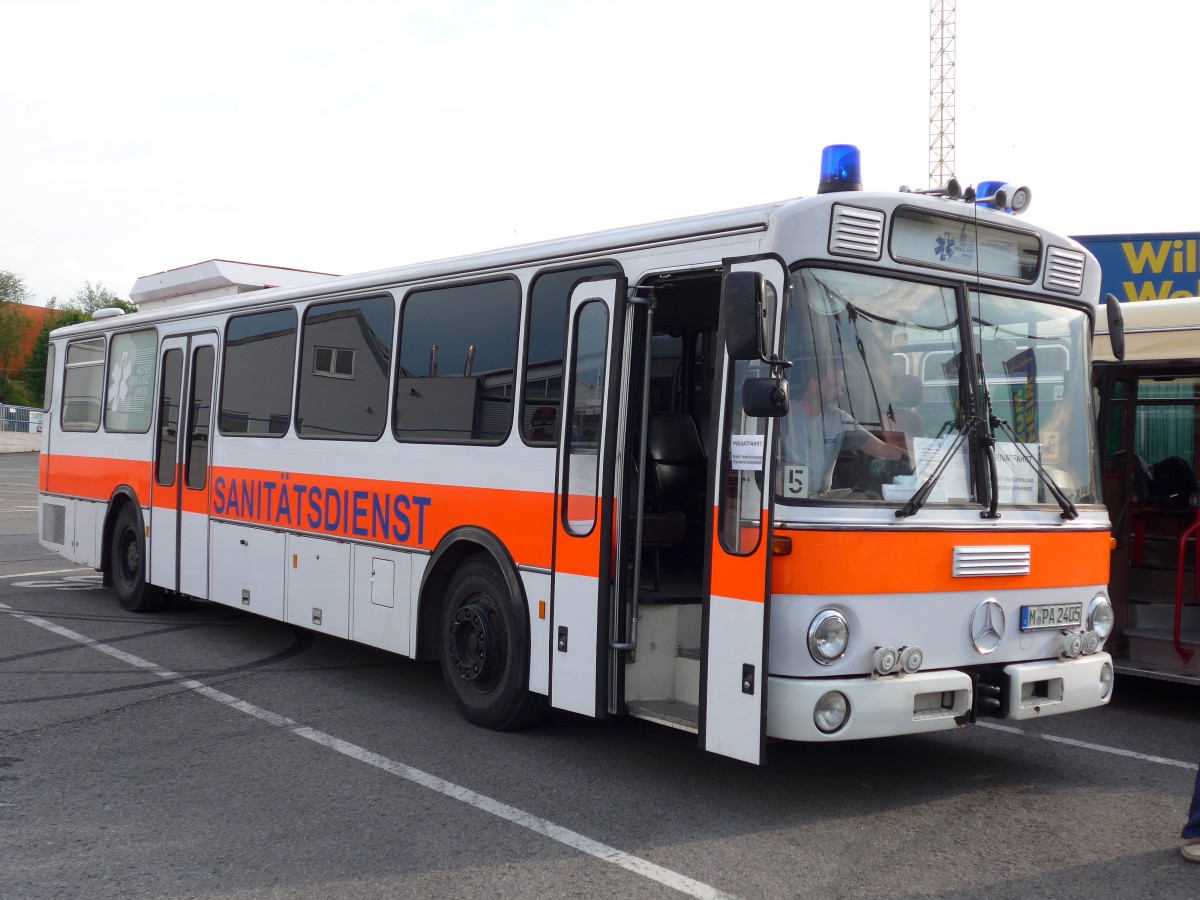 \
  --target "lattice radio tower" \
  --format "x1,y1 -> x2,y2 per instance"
929,0 -> 956,188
